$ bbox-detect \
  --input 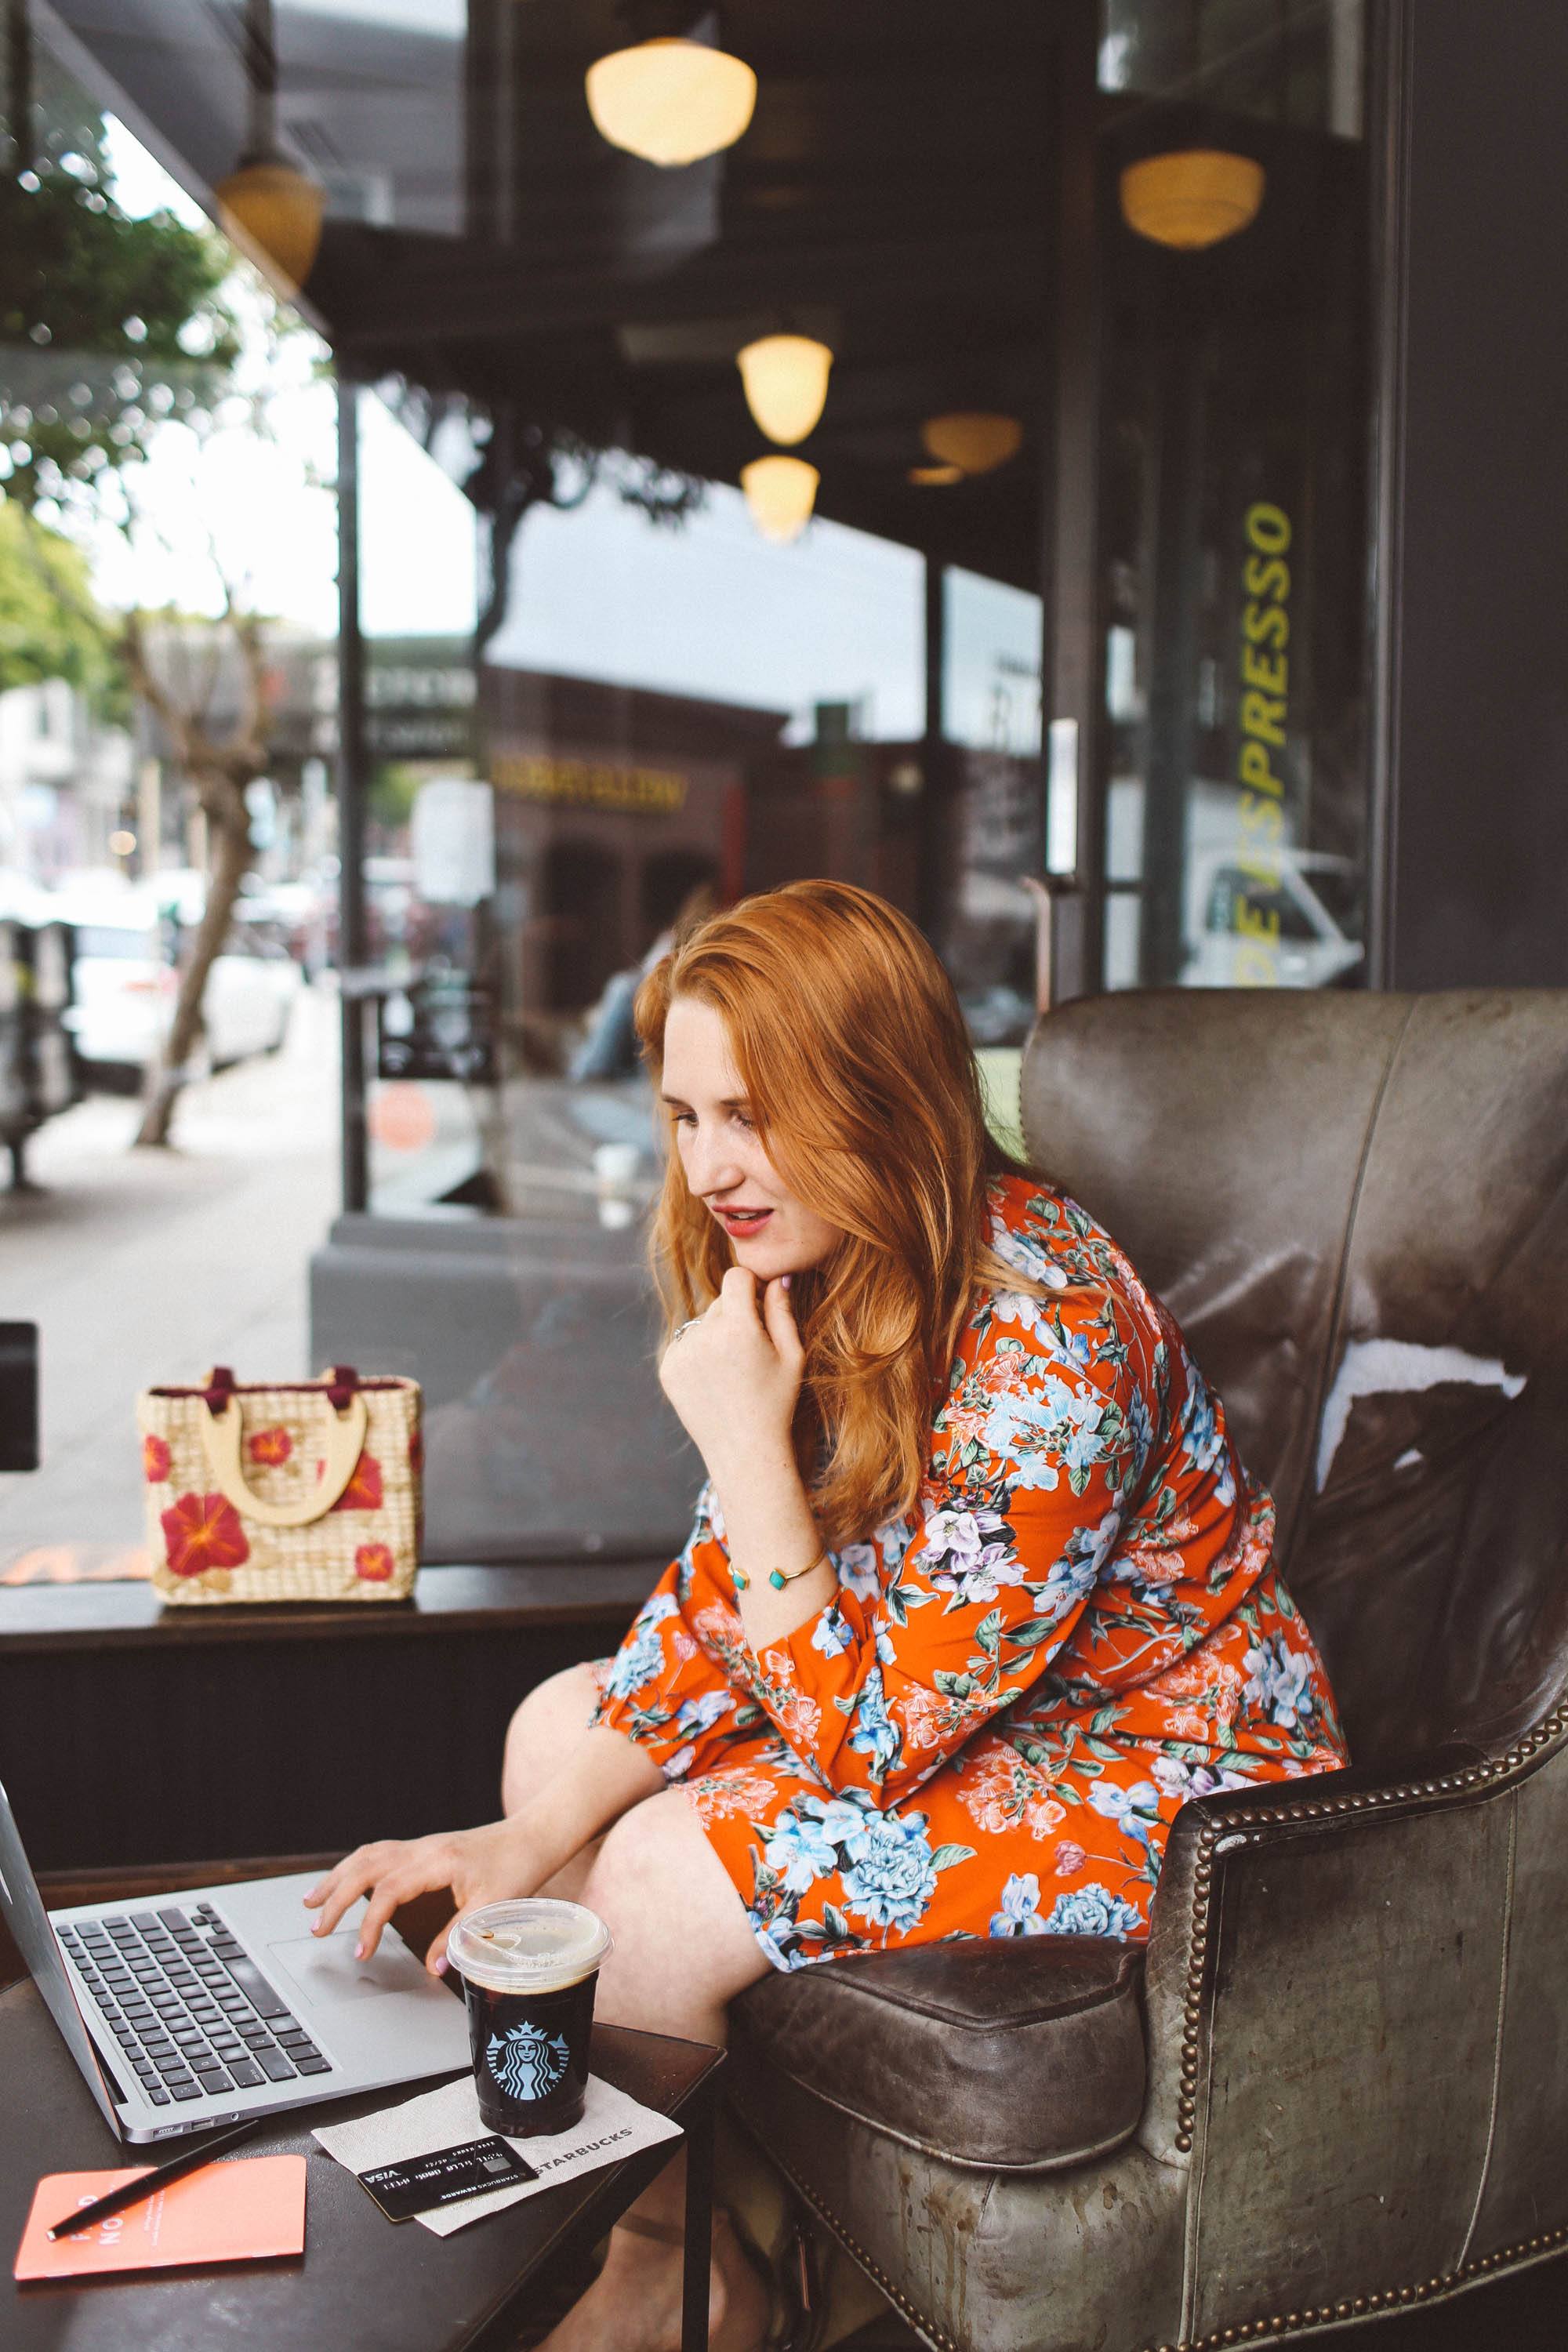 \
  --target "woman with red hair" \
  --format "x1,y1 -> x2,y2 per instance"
308,880 -> 1346,2352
